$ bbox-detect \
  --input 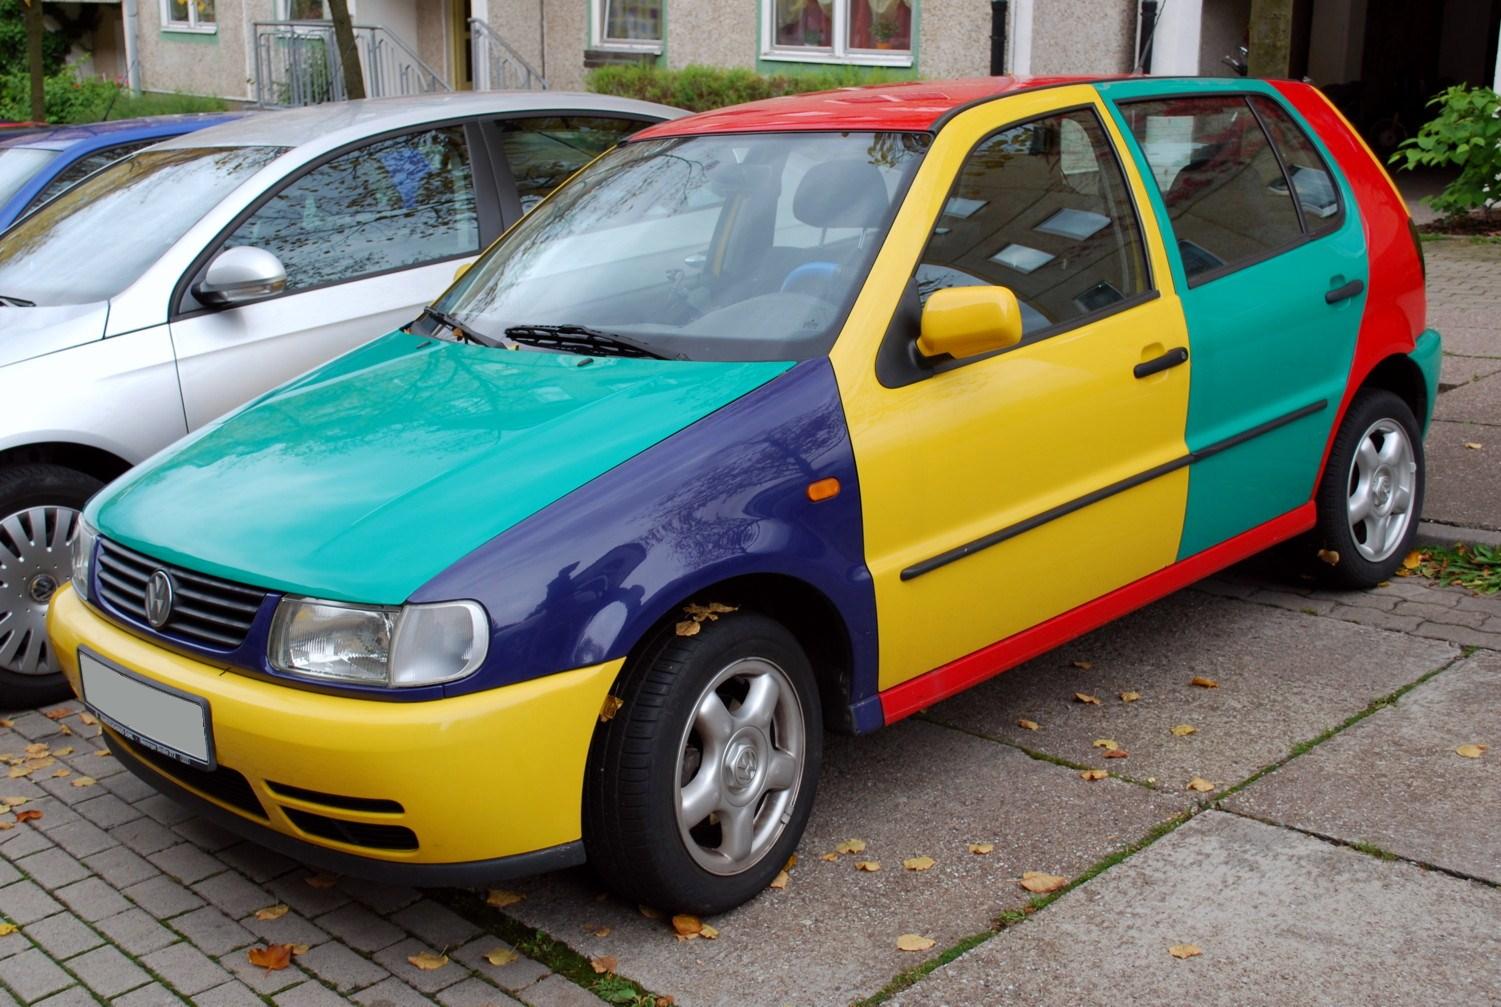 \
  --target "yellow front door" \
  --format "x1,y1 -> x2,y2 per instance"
829,86 -> 1194,690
